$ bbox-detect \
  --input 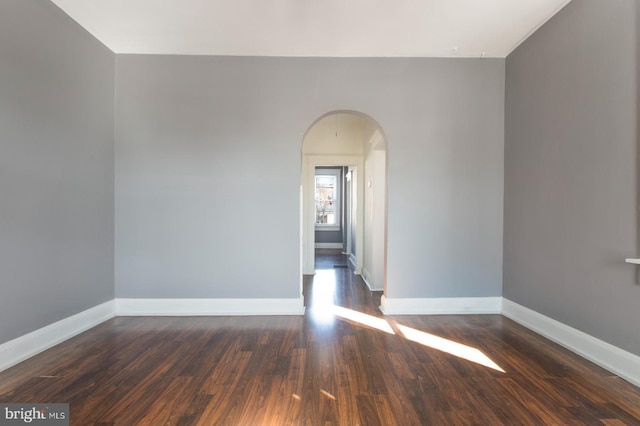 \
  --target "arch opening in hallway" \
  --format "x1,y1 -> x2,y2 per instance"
300,111 -> 388,298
